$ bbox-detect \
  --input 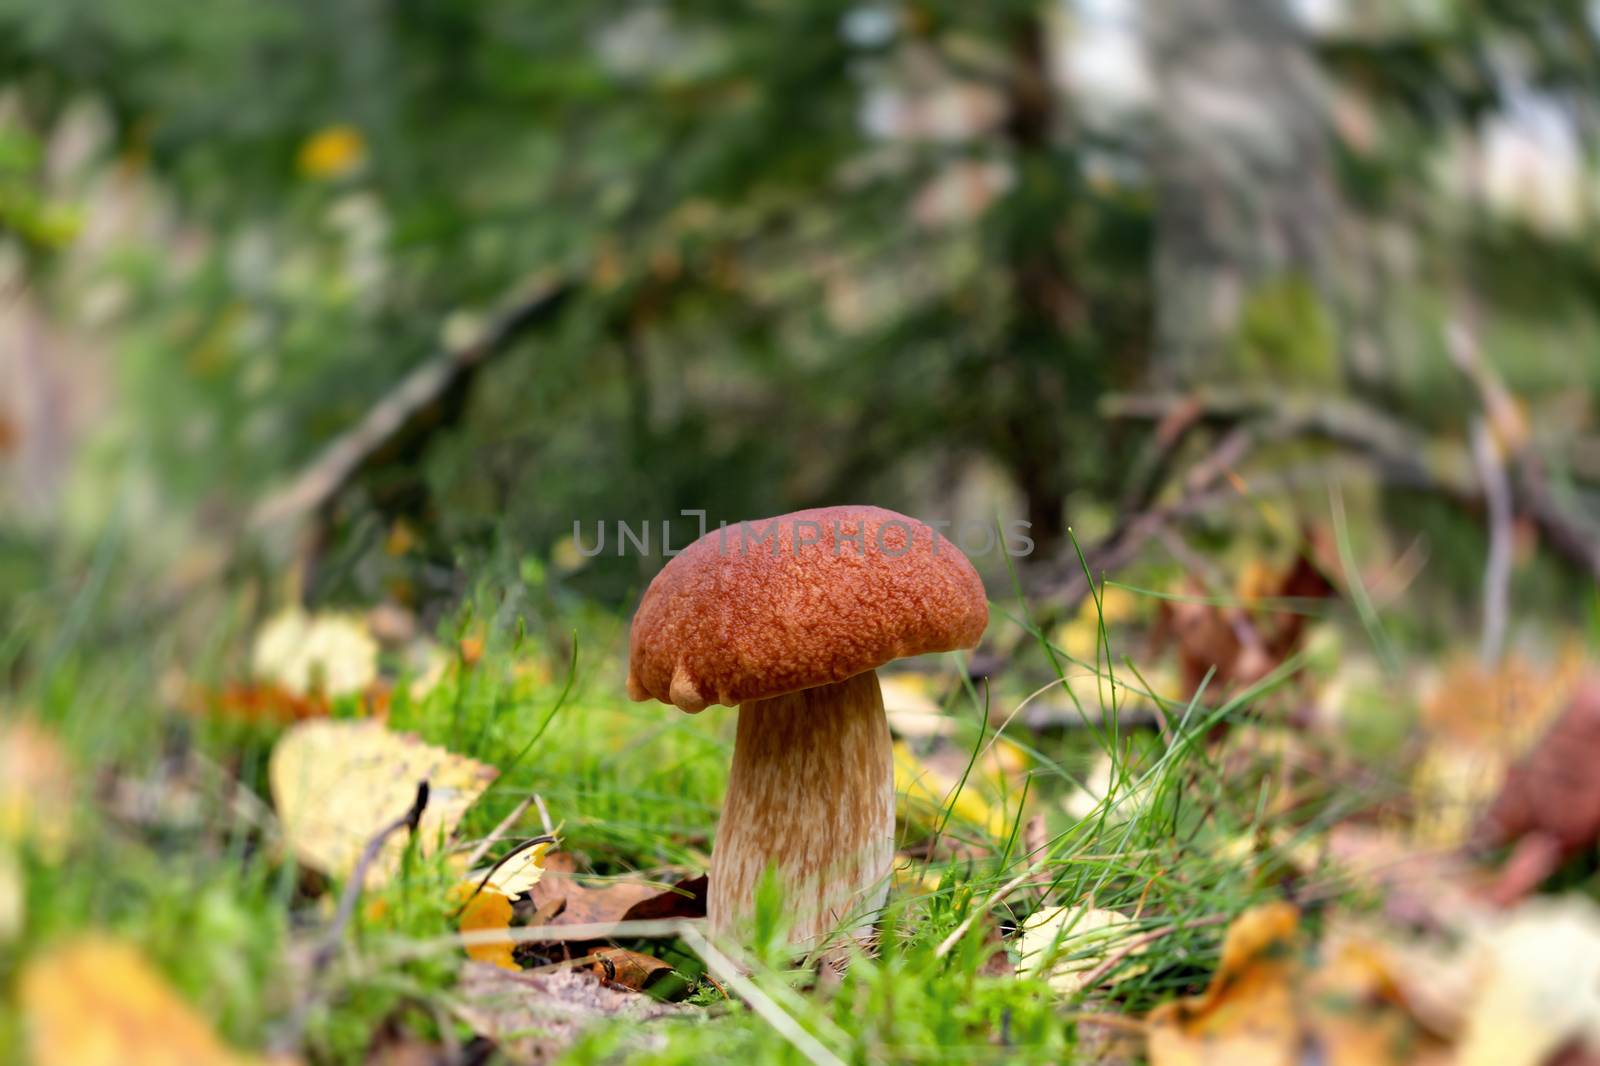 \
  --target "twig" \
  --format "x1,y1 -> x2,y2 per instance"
1104,387 -> 1600,581
249,276 -> 572,536
312,781 -> 431,973
1469,419 -> 1513,663
1449,311 -> 1515,664
1039,428 -> 1255,611
677,925 -> 848,1066
1076,911 -> 1230,991
275,782 -> 430,1055
462,795 -> 536,870
533,793 -> 555,836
